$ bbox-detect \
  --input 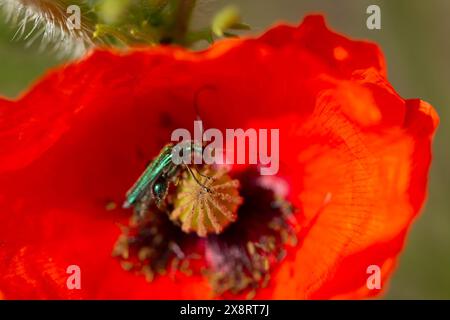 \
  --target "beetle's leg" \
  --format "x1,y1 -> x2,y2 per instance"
134,188 -> 153,220
182,162 -> 212,193
155,198 -> 167,212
